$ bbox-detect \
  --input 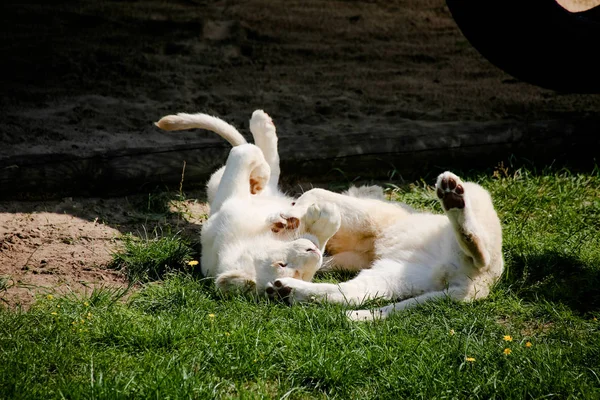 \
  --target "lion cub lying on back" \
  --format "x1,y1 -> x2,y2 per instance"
201,143 -> 341,294
156,110 -> 341,295
271,173 -> 504,321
